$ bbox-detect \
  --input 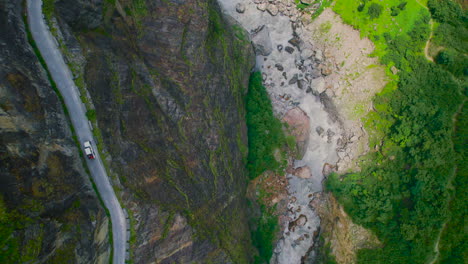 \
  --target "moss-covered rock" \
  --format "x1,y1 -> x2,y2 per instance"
52,0 -> 255,262
0,0 -> 109,262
